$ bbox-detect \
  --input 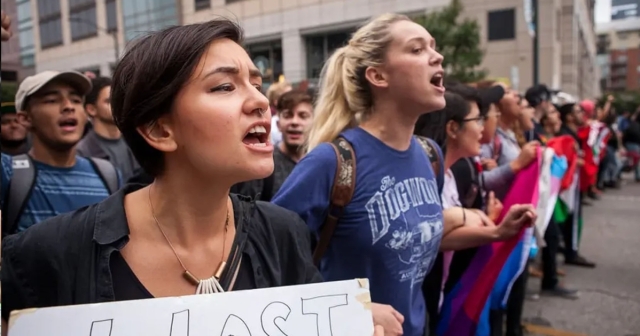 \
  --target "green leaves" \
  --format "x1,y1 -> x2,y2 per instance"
1,81 -> 18,103
414,0 -> 486,83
